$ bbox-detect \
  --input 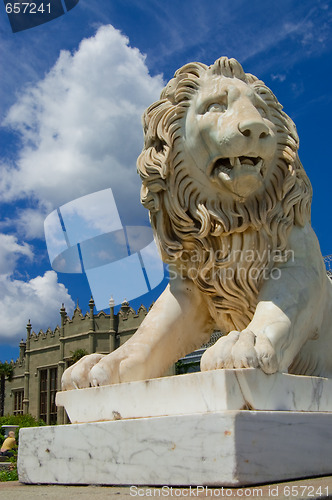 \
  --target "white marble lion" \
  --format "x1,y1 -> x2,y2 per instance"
62,56 -> 332,390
